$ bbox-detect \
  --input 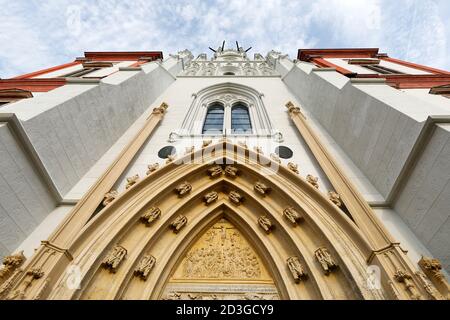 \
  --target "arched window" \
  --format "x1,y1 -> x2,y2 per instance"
202,104 -> 224,134
231,104 -> 252,134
